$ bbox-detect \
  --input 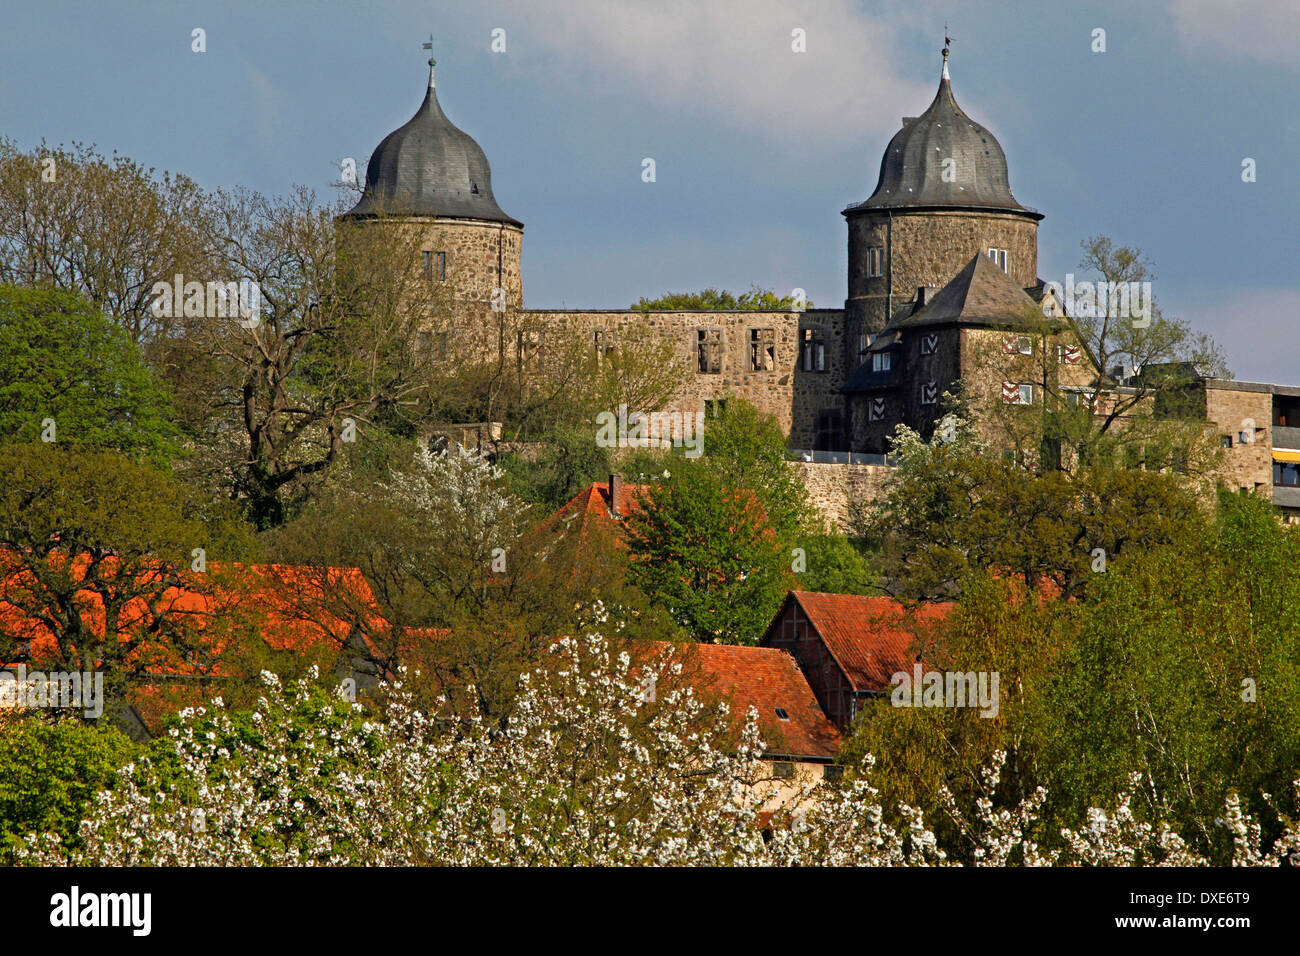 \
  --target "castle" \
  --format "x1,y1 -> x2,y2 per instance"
342,48 -> 1300,524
